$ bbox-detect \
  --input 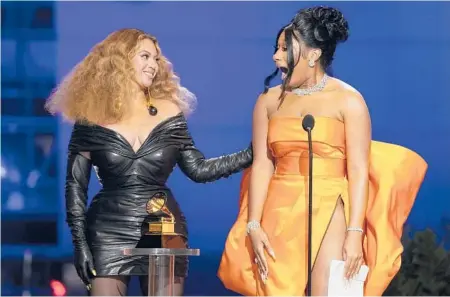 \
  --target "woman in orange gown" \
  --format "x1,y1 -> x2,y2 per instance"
217,6 -> 427,296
